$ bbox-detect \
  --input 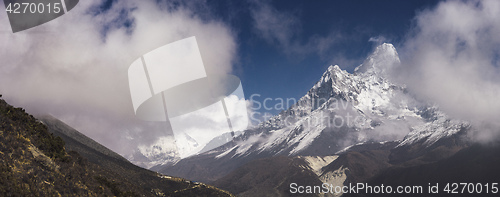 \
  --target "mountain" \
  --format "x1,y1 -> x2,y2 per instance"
213,133 -> 473,197
130,130 -> 244,170
38,115 -> 130,164
0,96 -> 234,196
128,135 -> 180,169
214,156 -> 324,197
359,143 -> 500,197
156,43 -> 472,186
